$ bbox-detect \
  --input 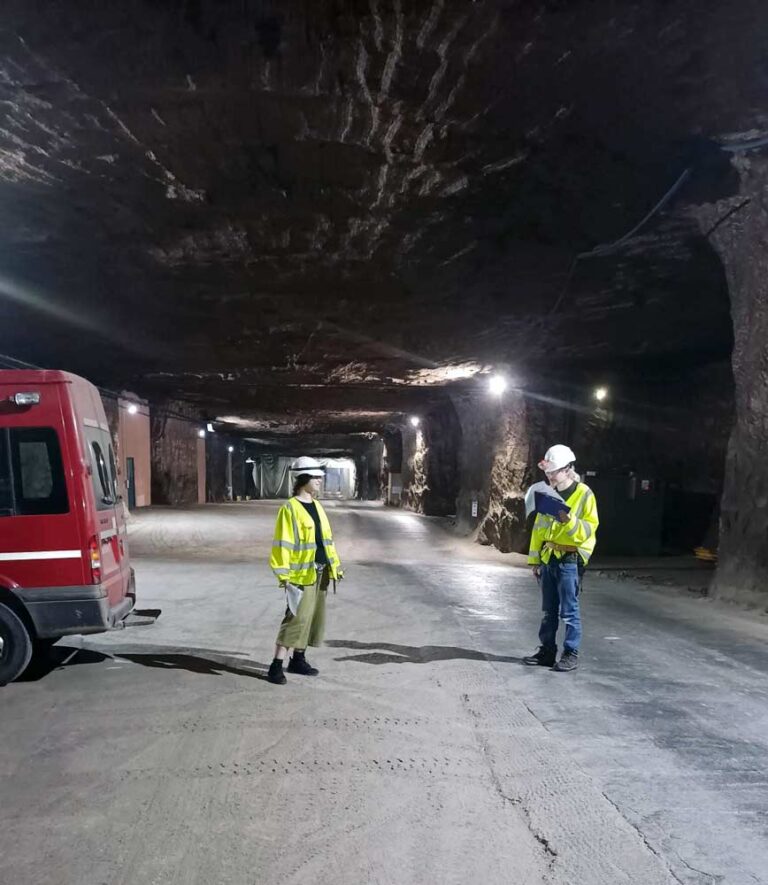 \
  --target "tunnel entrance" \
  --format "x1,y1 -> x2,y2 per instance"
242,454 -> 357,501
318,458 -> 356,500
